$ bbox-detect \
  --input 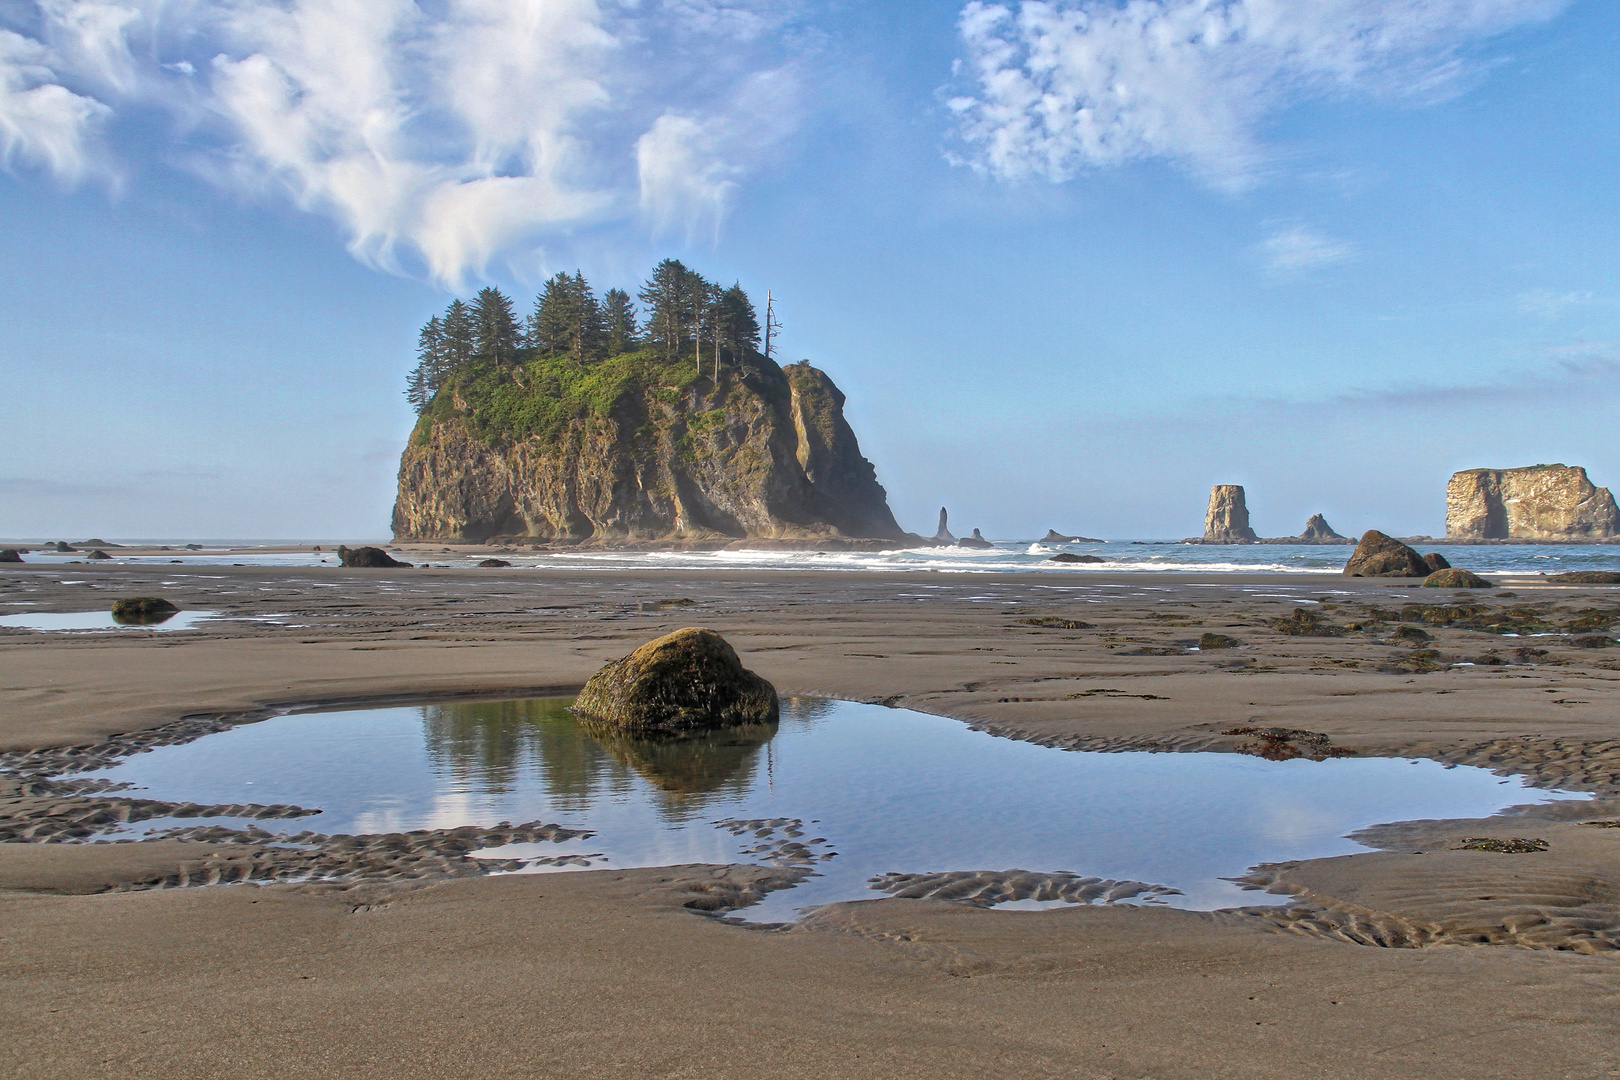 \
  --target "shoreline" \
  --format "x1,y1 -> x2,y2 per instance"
4,562 -> 1619,1077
